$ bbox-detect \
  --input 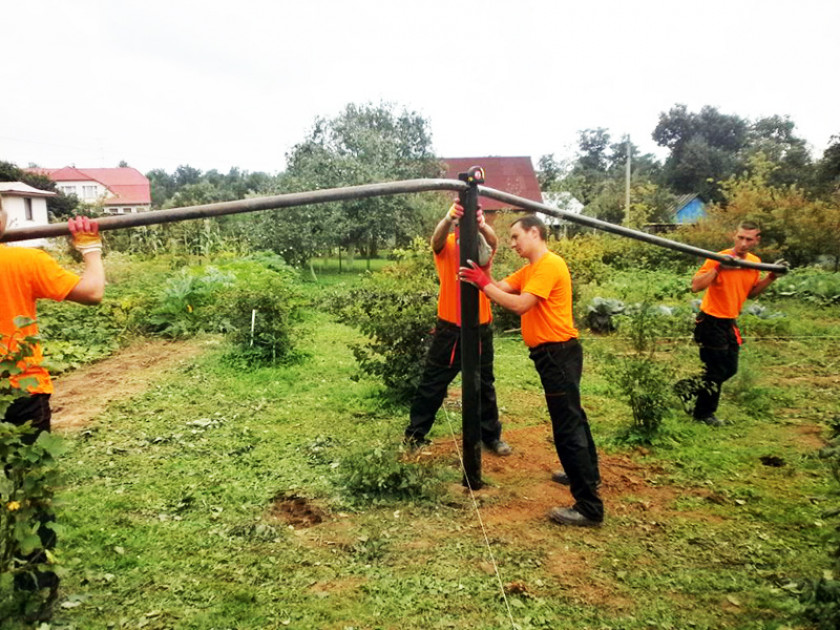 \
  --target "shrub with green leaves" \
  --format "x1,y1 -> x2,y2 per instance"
1,321 -> 66,618
141,266 -> 235,338
336,440 -> 442,505
36,300 -> 127,374
219,273 -> 304,365
329,246 -> 438,402
610,302 -> 677,442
